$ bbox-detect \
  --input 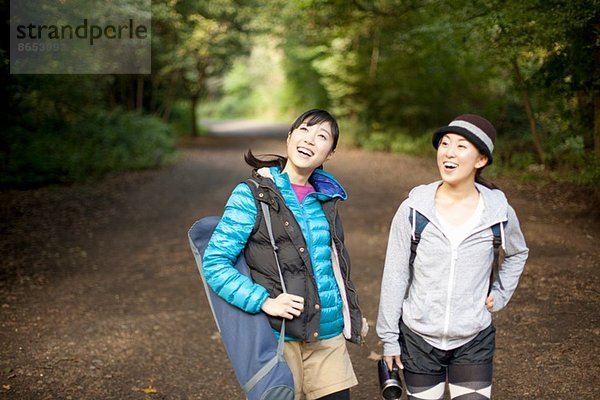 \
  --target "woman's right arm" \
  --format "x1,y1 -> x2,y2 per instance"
202,183 -> 269,314
376,203 -> 412,364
